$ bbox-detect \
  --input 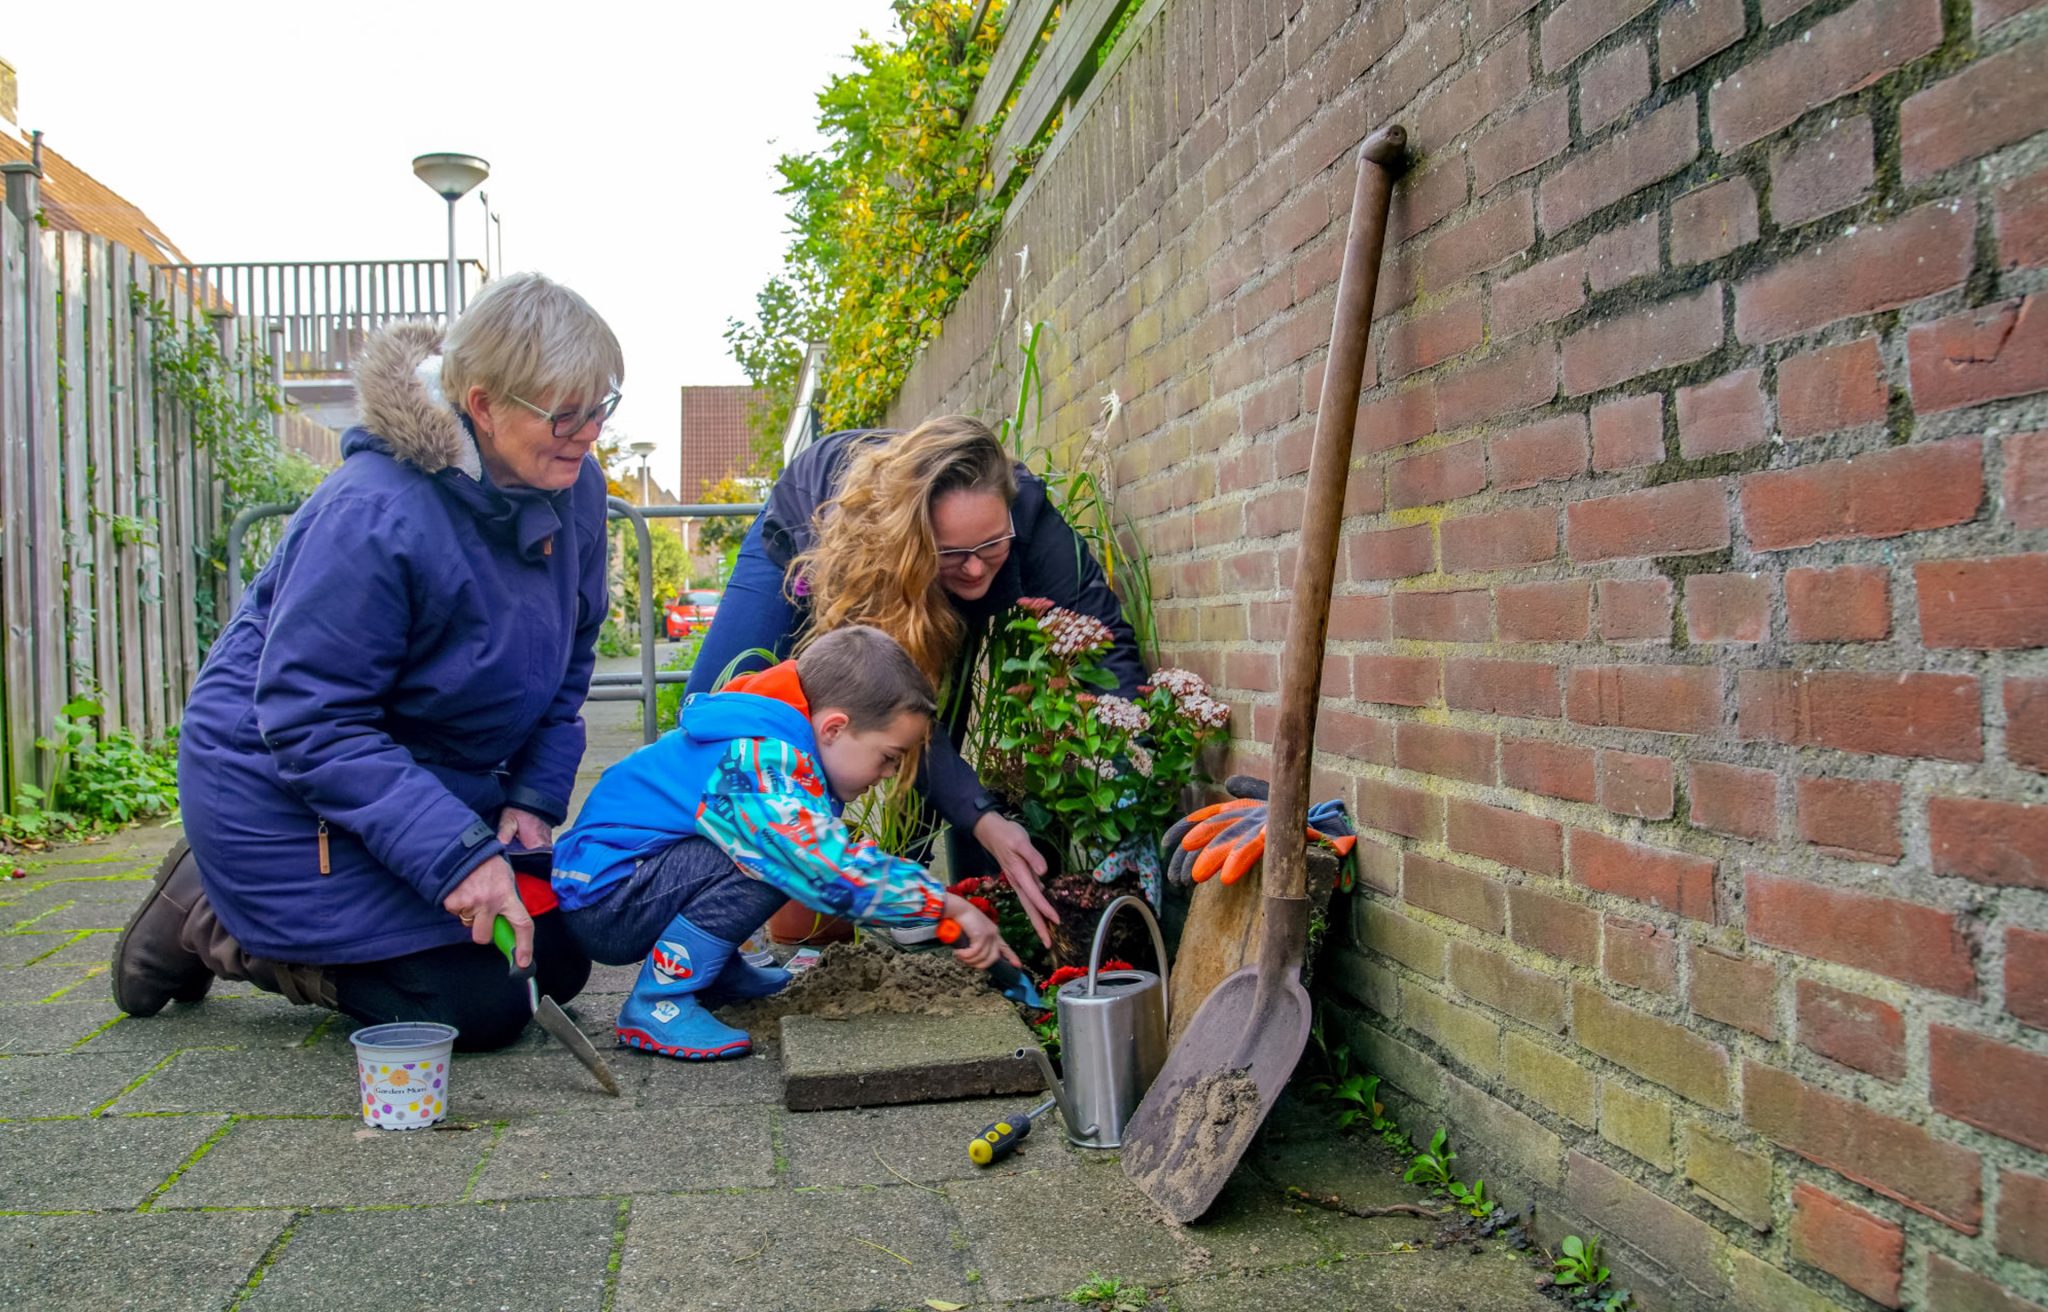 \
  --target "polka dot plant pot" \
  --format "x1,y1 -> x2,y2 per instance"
349,1022 -> 458,1130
